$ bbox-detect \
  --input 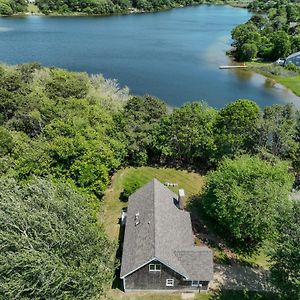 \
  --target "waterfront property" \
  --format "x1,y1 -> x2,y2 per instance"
120,179 -> 213,292
285,51 -> 300,67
